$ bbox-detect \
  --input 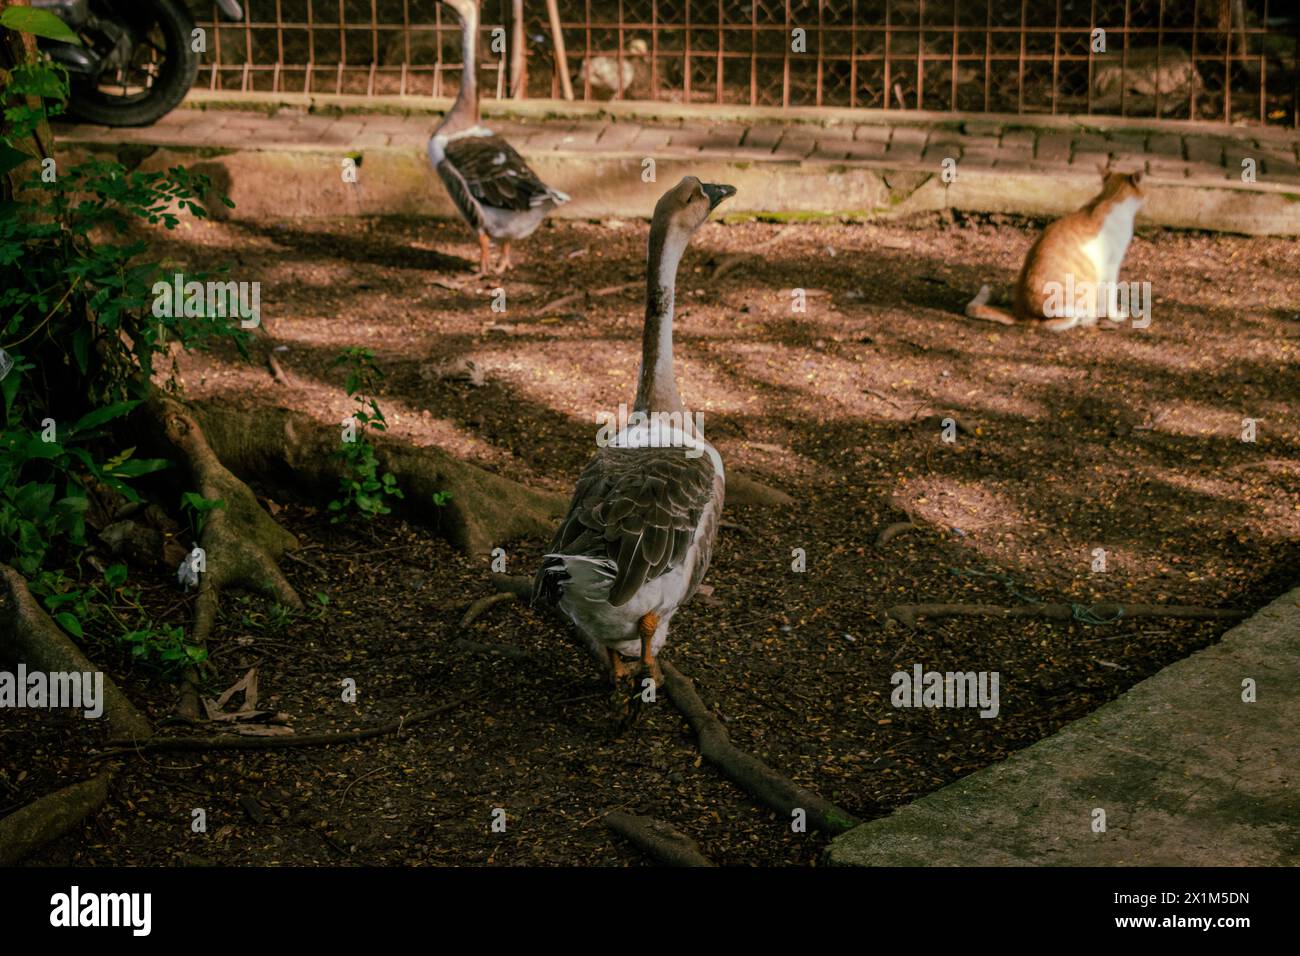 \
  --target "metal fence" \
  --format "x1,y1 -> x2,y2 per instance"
196,1 -> 1300,125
